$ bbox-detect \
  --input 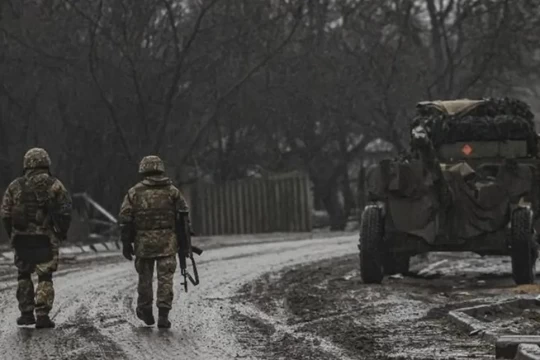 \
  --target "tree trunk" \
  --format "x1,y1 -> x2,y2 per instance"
321,184 -> 347,231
